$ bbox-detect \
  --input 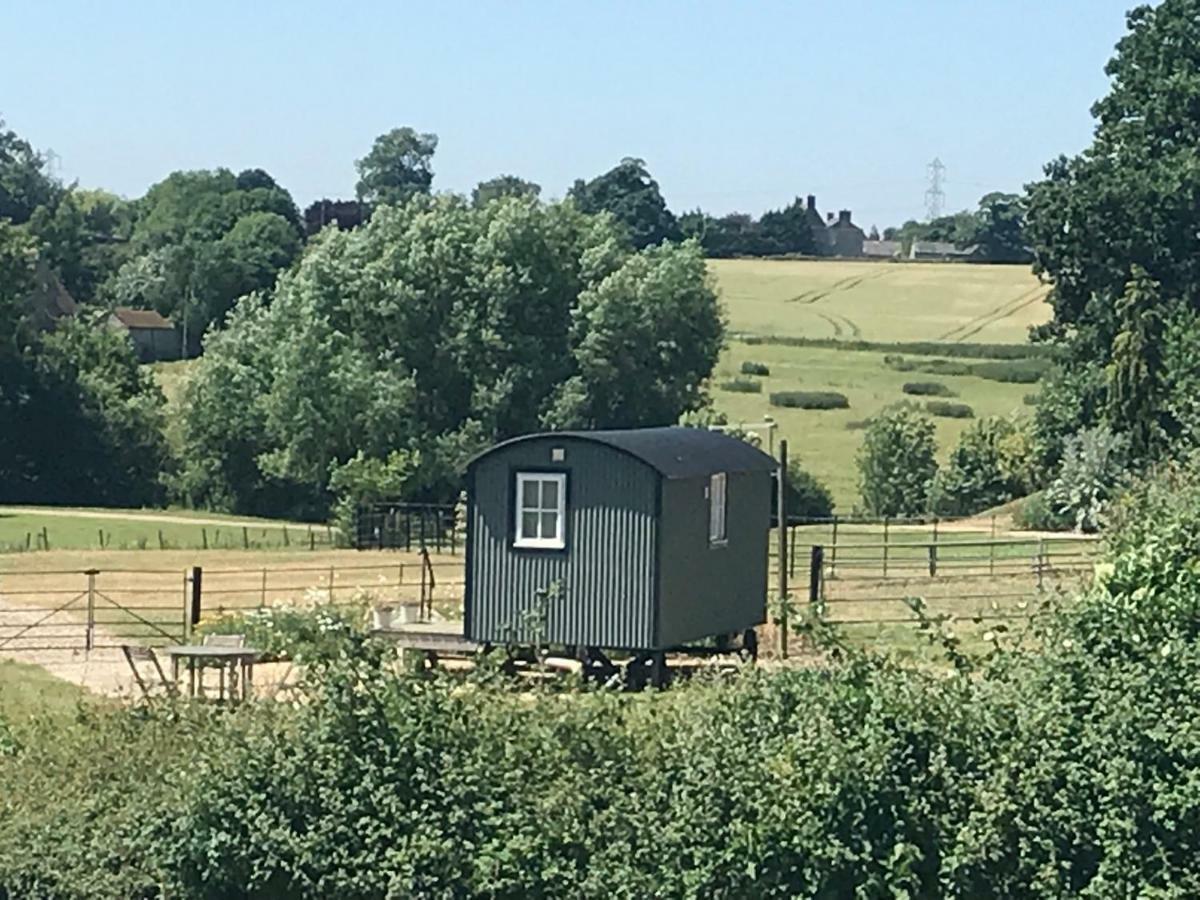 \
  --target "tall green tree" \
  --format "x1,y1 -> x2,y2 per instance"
569,158 -> 680,250
968,192 -> 1030,263
1026,0 -> 1200,464
857,407 -> 939,517
178,196 -> 722,517
472,175 -> 541,208
0,117 -> 59,225
1106,266 -> 1167,458
355,127 -> 438,206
